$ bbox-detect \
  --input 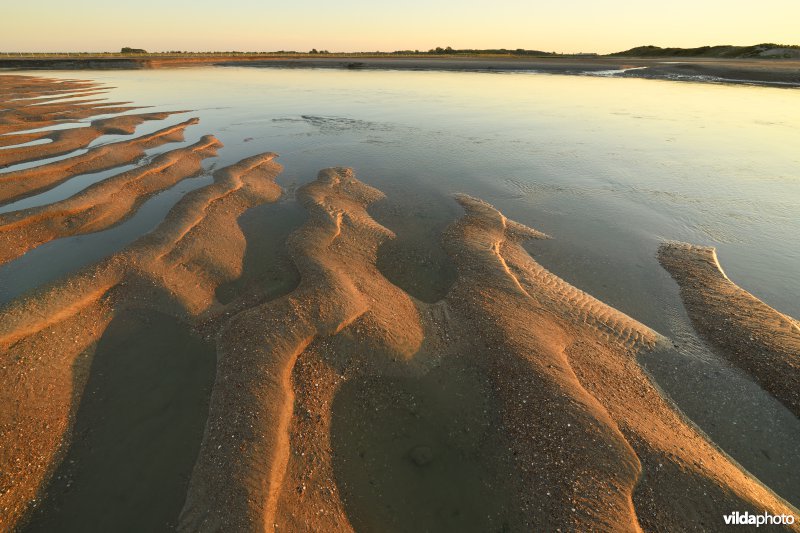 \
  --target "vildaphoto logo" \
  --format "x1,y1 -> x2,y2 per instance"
723,511 -> 796,527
